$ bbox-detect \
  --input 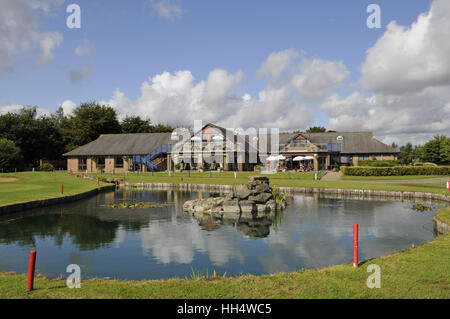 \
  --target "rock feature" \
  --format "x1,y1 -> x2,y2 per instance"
182,176 -> 286,221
